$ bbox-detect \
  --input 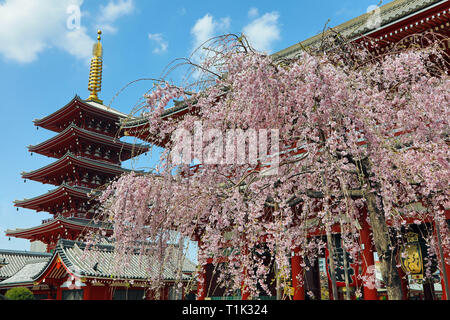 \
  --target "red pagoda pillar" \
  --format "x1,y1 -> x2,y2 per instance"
83,284 -> 91,300
197,239 -> 206,300
56,287 -> 63,300
397,266 -> 409,300
241,244 -> 250,300
360,211 -> 378,300
241,268 -> 250,300
291,247 -> 305,300
197,266 -> 206,300
433,219 -> 450,300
